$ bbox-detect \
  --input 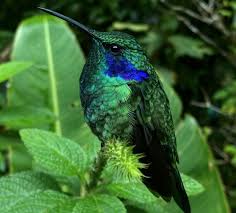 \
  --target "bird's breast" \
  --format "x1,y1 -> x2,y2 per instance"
80,83 -> 137,141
